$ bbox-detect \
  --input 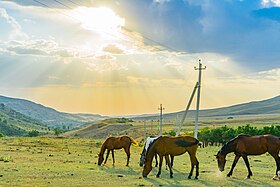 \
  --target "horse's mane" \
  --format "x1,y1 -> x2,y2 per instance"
220,134 -> 250,154
145,136 -> 160,159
